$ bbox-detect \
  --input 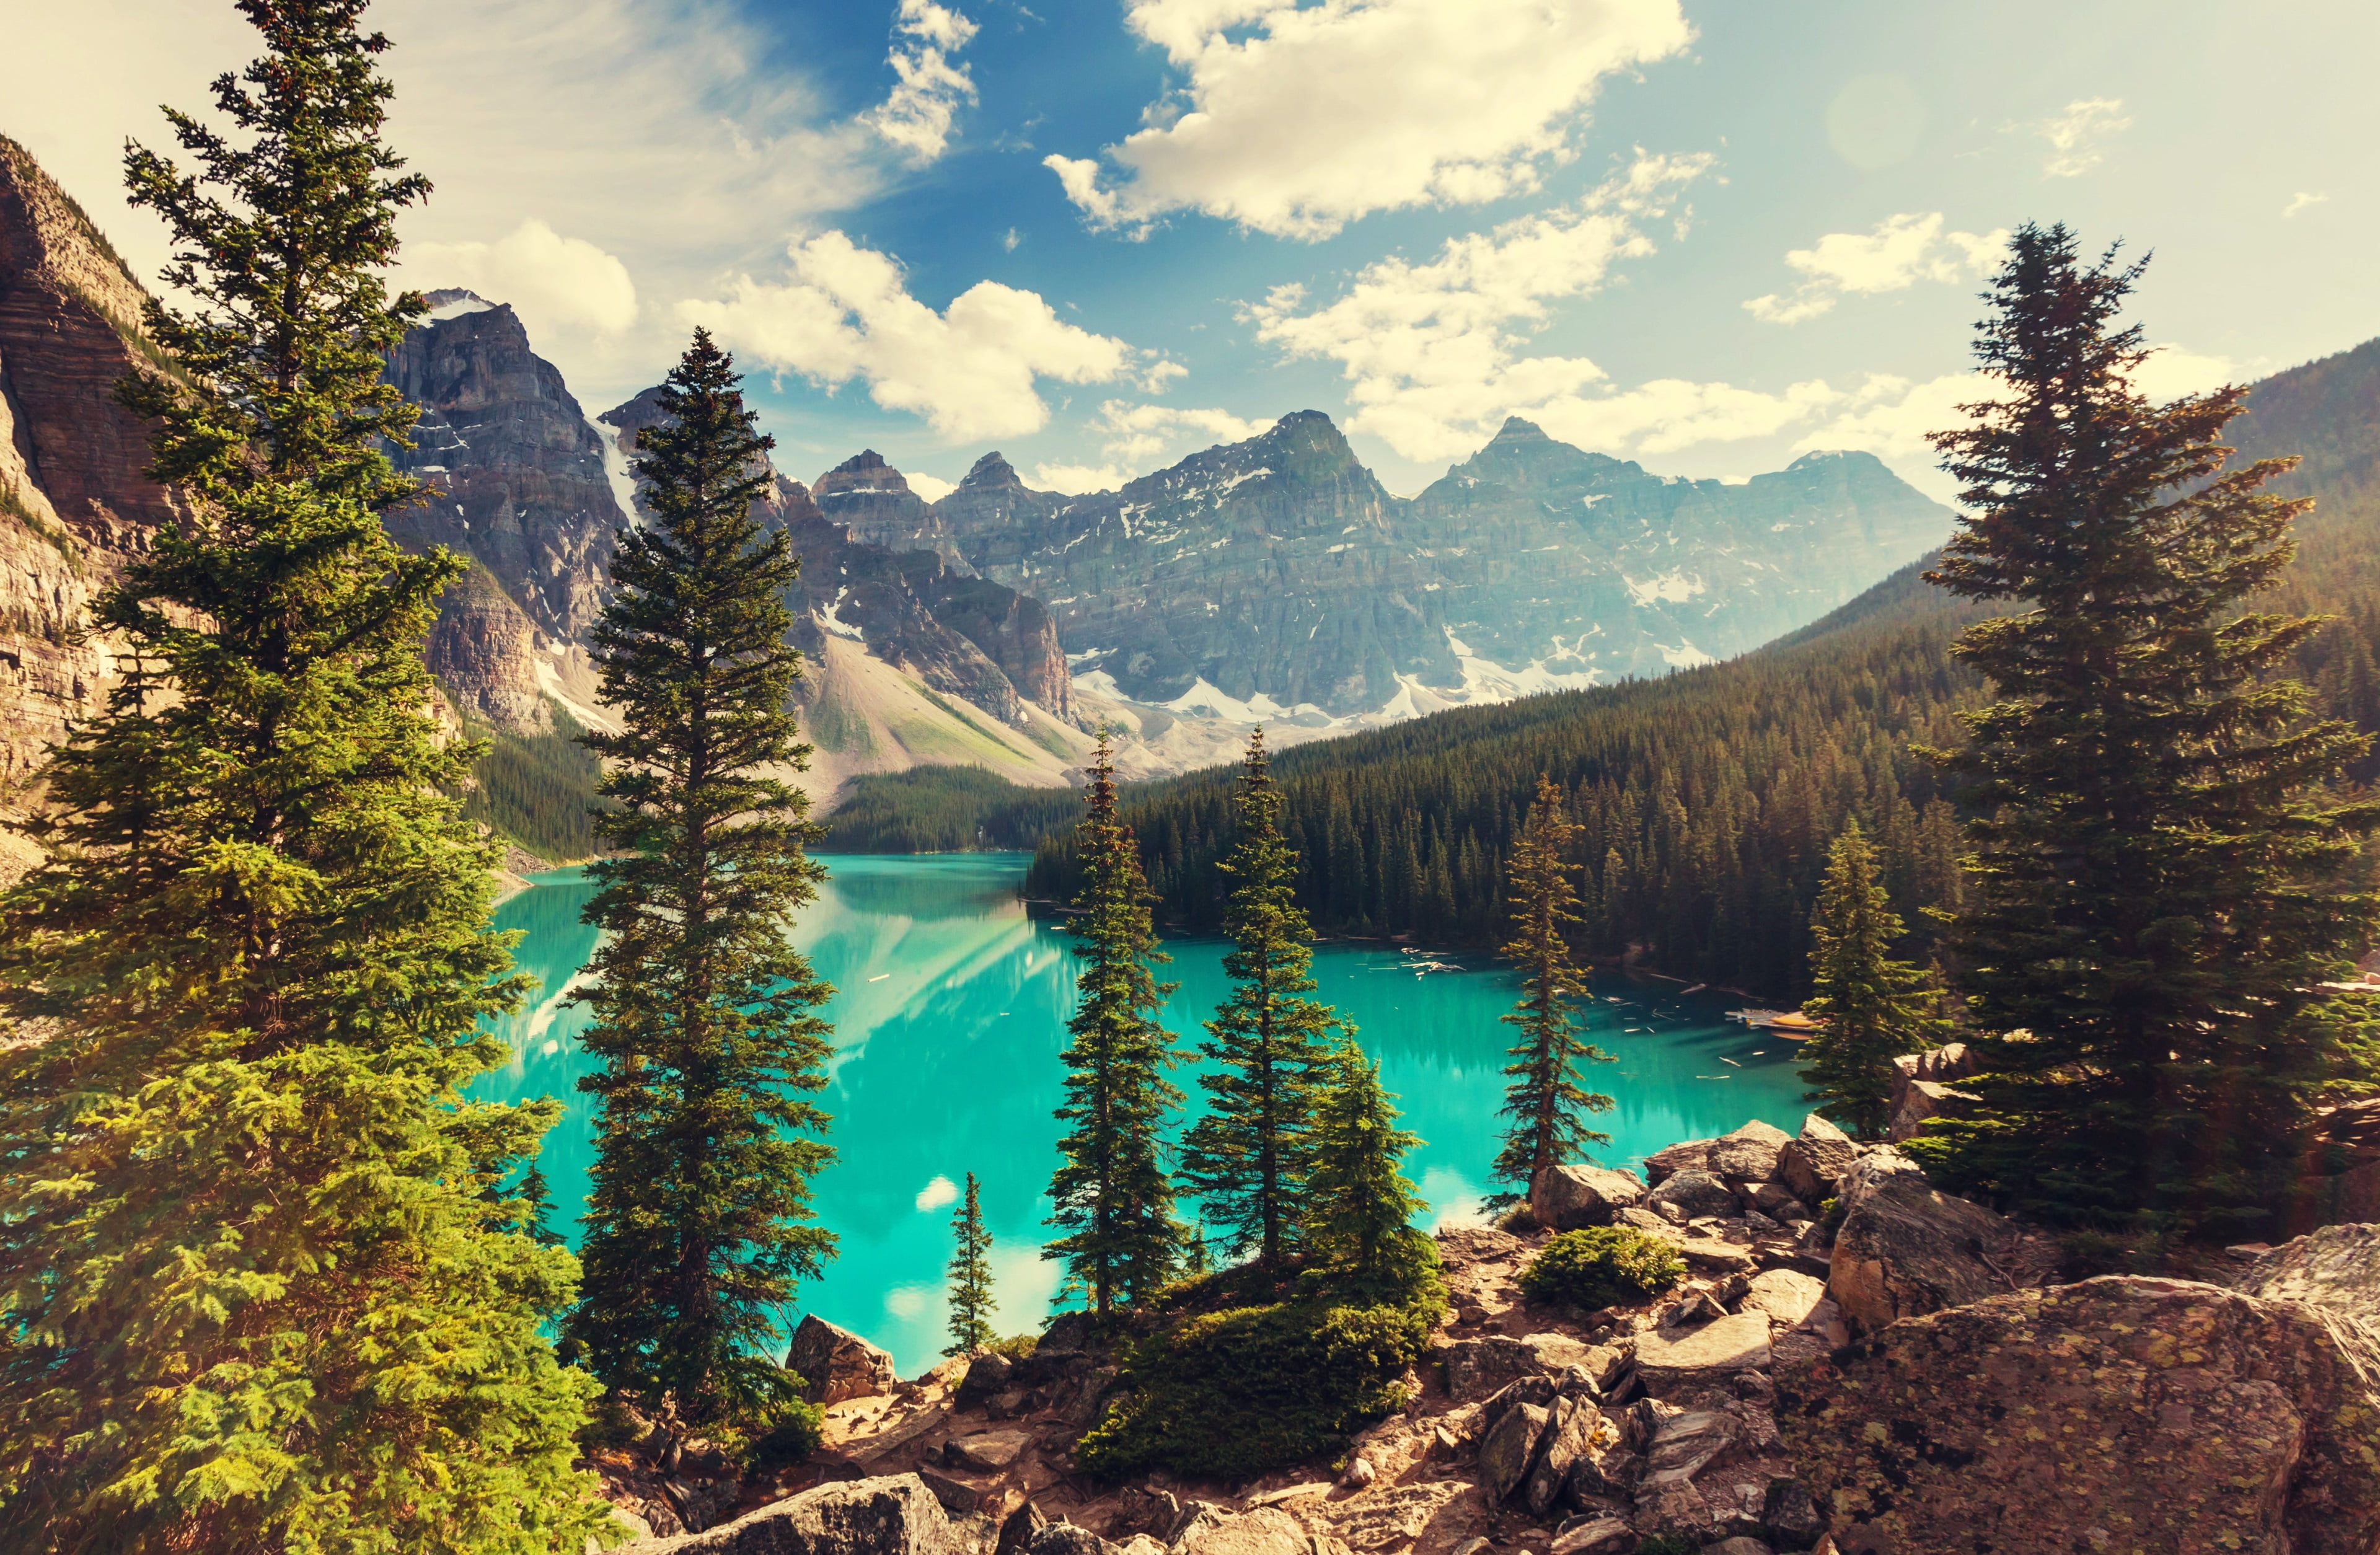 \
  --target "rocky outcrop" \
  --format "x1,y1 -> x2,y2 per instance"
2237,1222 -> 2380,1319
641,1473 -> 956,1555
1528,1165 -> 1648,1231
1884,1041 -> 1978,1143
1776,1115 -> 1858,1207
813,451 -> 954,563
785,1315 -> 899,1406
1824,1148 -> 2023,1333
1775,1277 -> 2380,1555
425,561 -> 550,731
0,135 -> 180,788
